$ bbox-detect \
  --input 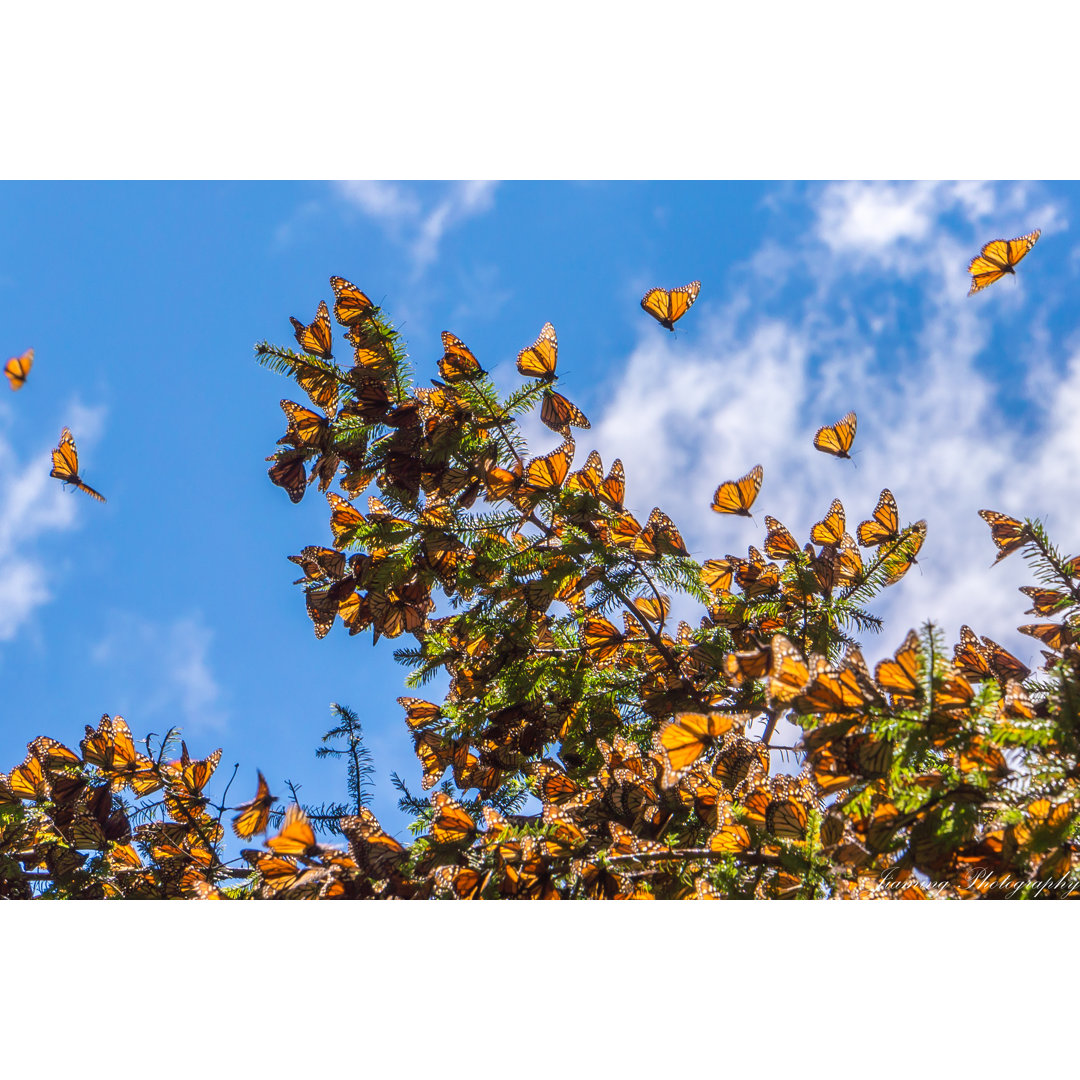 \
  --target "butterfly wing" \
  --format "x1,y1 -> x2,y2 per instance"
439,331 -> 484,382
540,389 -> 590,433
968,230 -> 1039,295
50,428 -> 106,502
640,281 -> 700,330
813,411 -> 857,458
329,276 -> 376,326
290,300 -> 334,359
711,464 -> 763,516
857,489 -> 899,547
516,322 -> 558,378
